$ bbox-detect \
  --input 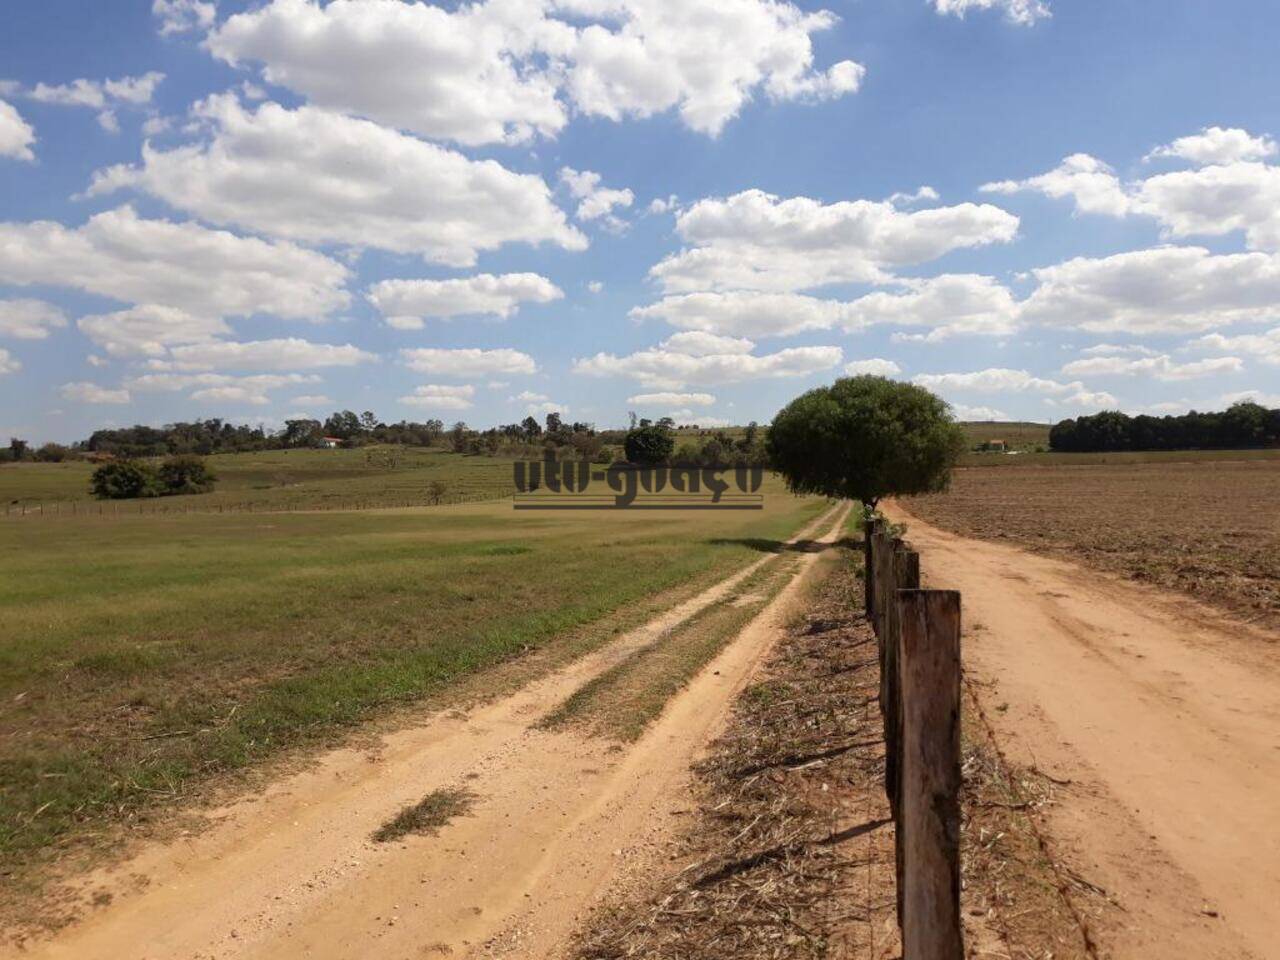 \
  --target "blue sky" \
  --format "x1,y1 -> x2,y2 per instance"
2,0 -> 1280,443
